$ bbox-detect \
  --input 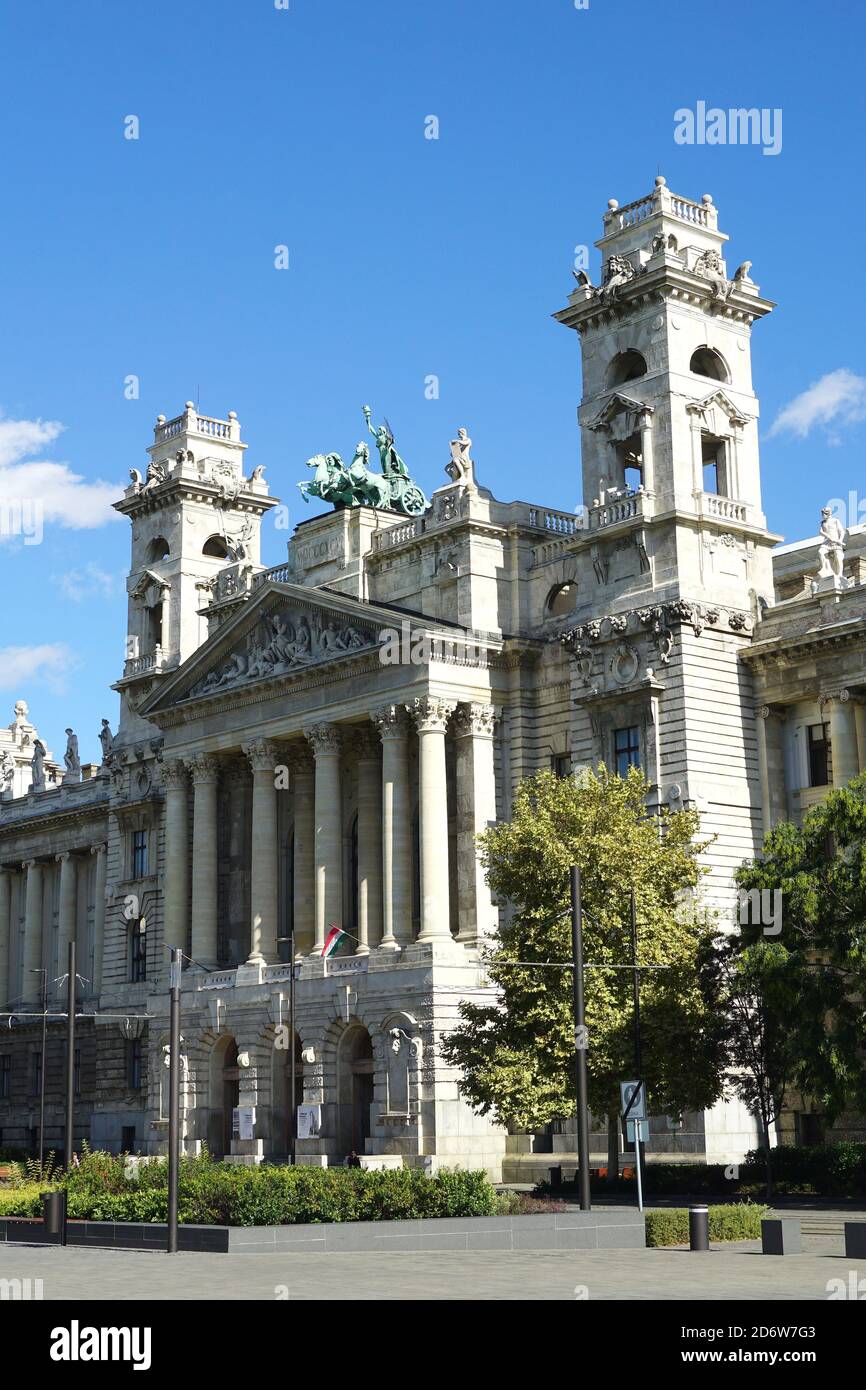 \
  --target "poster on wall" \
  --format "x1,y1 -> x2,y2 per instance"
297,1104 -> 322,1139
